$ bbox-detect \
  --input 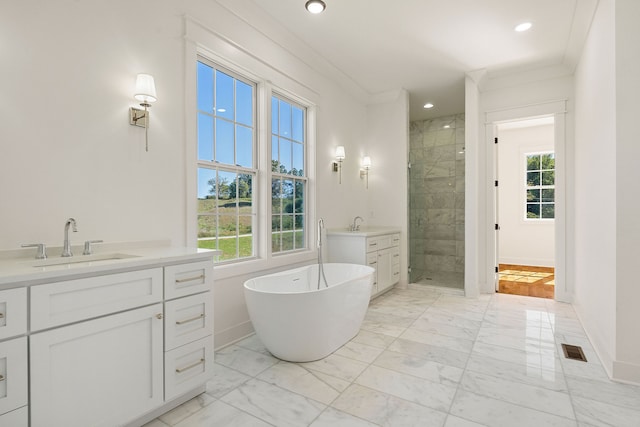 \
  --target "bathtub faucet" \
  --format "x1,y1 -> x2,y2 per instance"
350,216 -> 364,231
317,218 -> 328,289
317,218 -> 325,249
